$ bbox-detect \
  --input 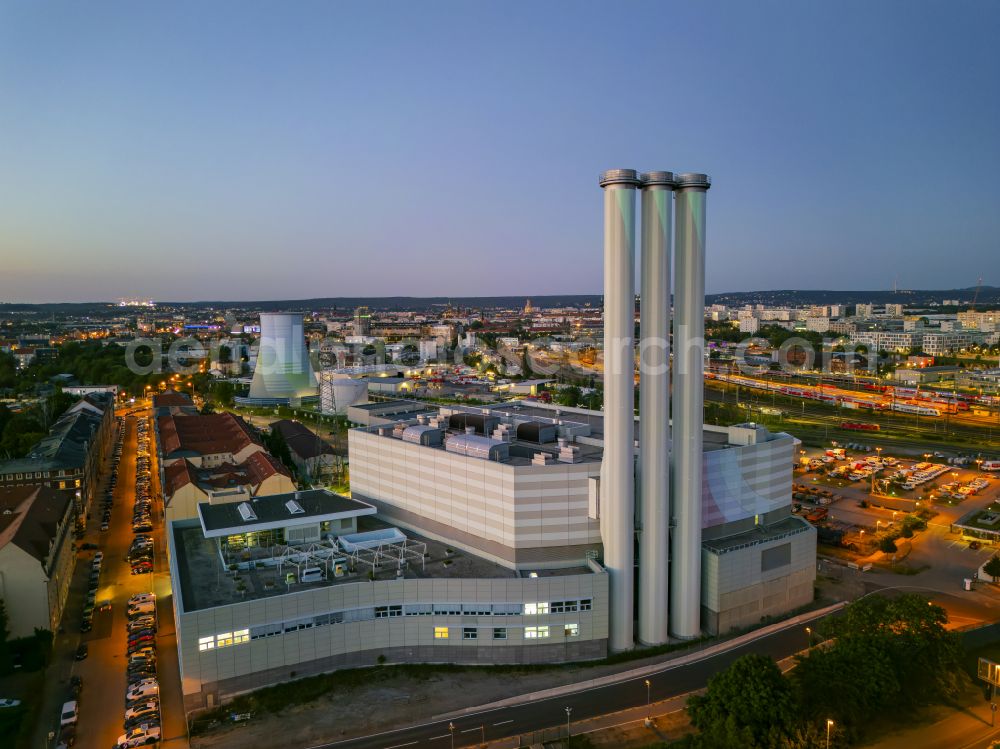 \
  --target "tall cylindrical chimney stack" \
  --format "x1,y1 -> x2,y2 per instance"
670,172 -> 710,640
638,171 -> 674,646
599,168 -> 640,652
